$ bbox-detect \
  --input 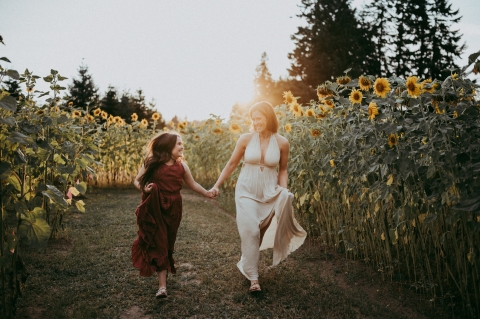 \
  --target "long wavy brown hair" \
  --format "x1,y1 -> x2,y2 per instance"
138,132 -> 179,189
